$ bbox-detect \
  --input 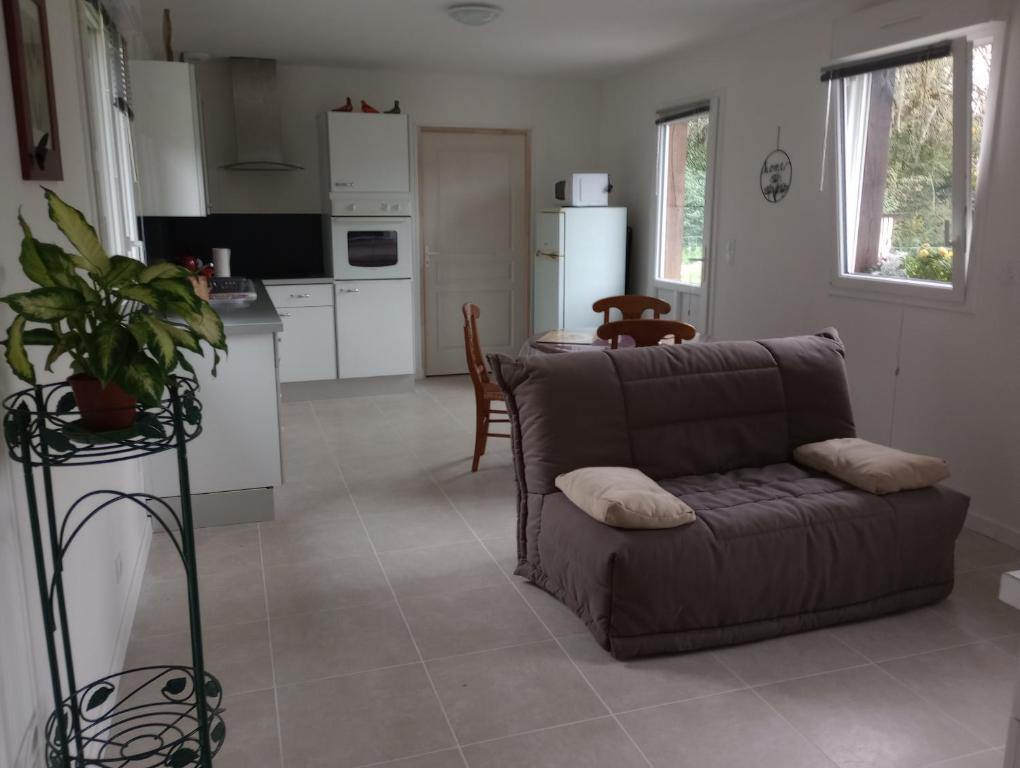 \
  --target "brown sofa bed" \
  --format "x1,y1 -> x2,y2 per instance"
490,330 -> 968,659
